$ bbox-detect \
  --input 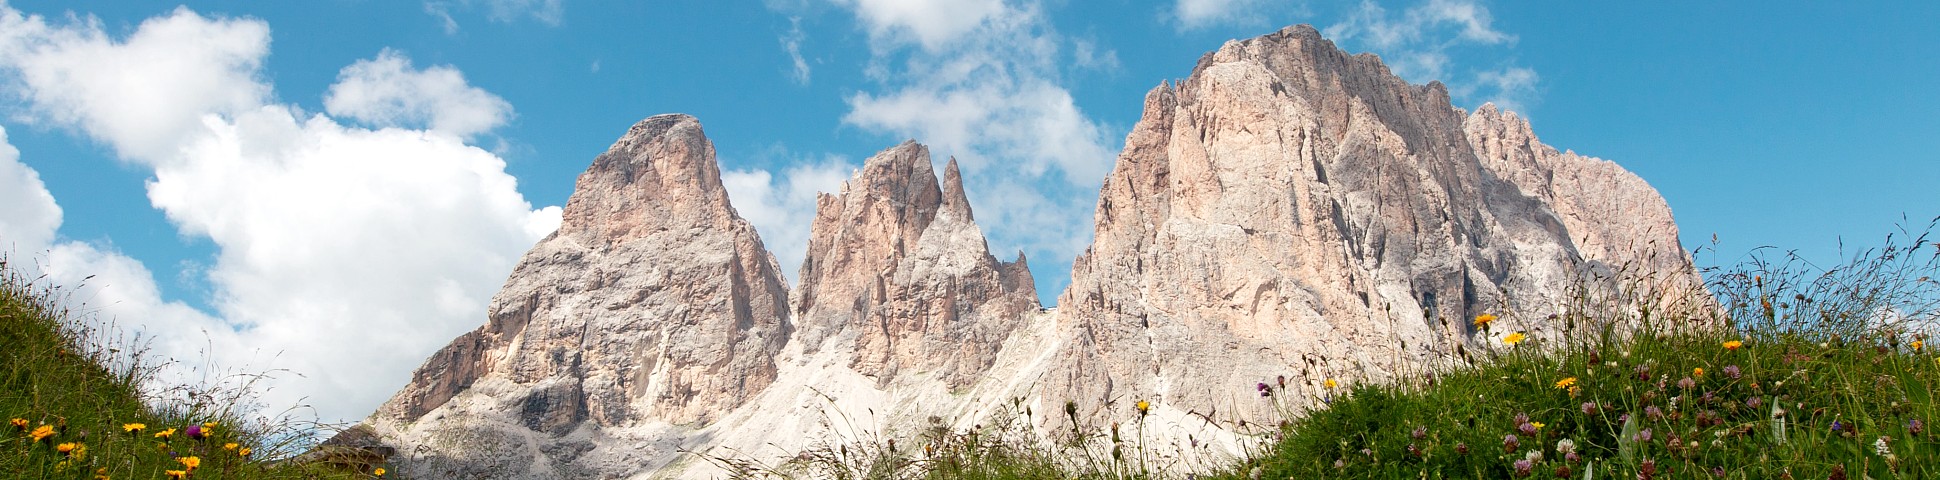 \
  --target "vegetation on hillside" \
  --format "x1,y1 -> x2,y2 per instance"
0,258 -> 379,479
